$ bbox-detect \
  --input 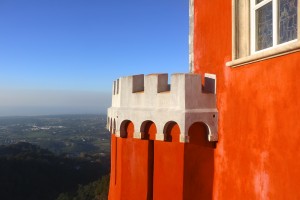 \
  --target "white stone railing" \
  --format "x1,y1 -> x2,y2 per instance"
107,73 -> 218,143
